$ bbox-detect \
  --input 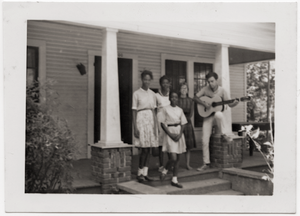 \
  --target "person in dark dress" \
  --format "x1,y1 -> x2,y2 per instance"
177,82 -> 196,170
